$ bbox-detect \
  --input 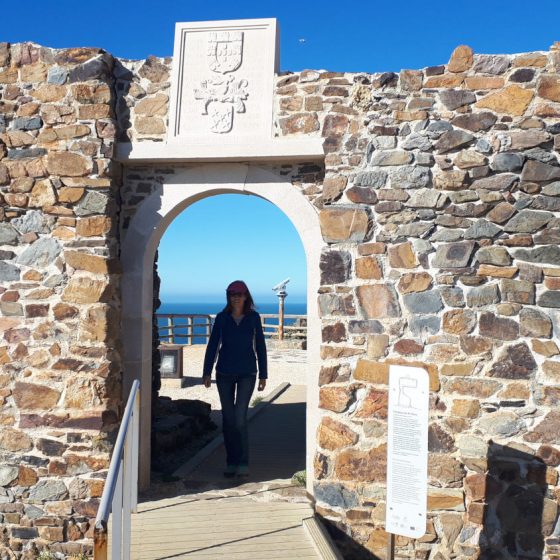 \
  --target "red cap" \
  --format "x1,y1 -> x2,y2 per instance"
226,280 -> 248,294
